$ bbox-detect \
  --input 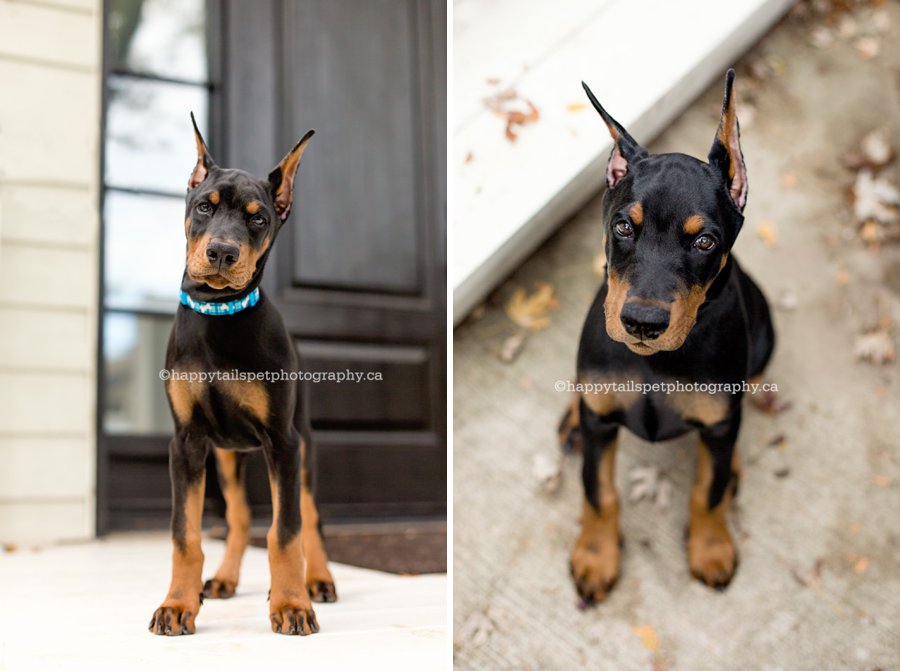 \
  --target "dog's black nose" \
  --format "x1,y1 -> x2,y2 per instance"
206,241 -> 240,268
620,303 -> 670,340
